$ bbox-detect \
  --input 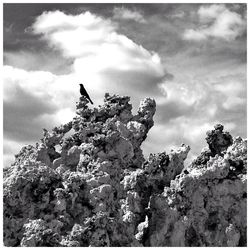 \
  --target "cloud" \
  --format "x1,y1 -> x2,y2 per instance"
4,50 -> 73,75
113,7 -> 146,23
3,65 -> 78,142
183,4 -> 246,41
198,4 -> 226,22
31,10 -> 168,100
170,10 -> 185,19
212,74 -> 246,110
32,11 -> 116,58
3,139 -> 24,168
